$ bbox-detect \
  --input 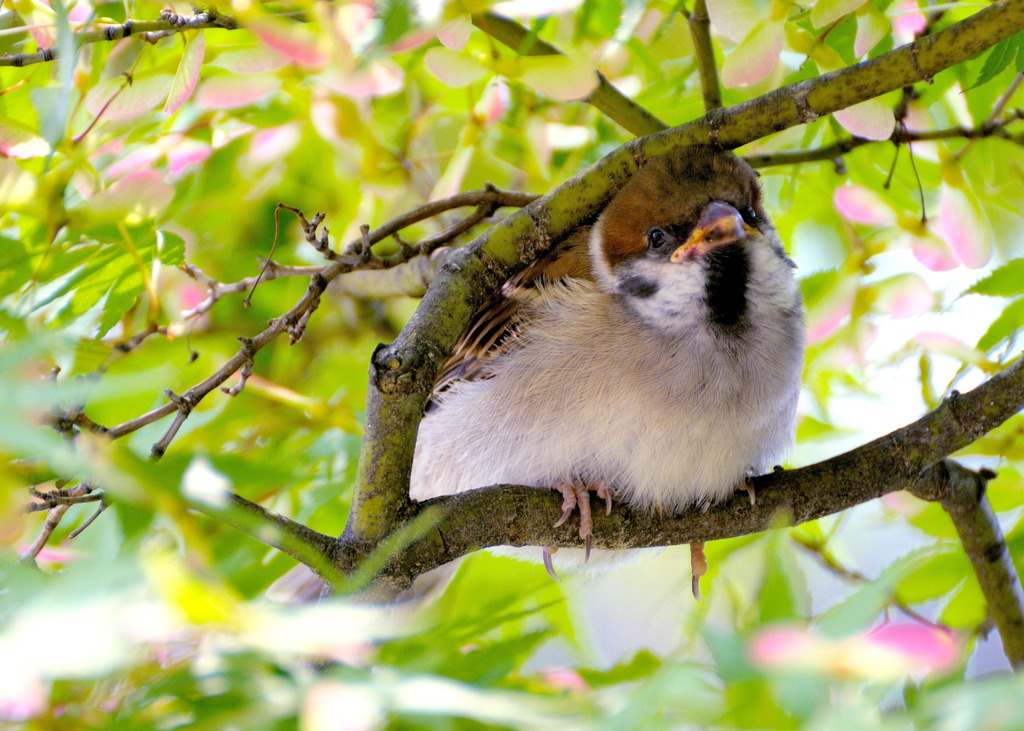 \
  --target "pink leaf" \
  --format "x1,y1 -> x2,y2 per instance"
491,0 -> 584,18
893,0 -> 926,41
309,97 -> 340,142
424,47 -> 489,87
905,219 -> 958,270
68,0 -> 93,24
474,78 -> 510,126
875,273 -> 934,318
195,75 -> 282,110
807,280 -> 857,343
248,16 -> 326,68
854,6 -> 889,57
248,123 -> 301,164
706,0 -> 758,42
167,138 -> 212,176
833,99 -> 895,140
917,331 -> 987,365
938,182 -> 992,269
164,30 -> 205,115
211,46 -> 290,74
539,667 -> 589,692
721,20 -> 784,87
334,1 -> 375,44
0,672 -> 47,722
106,144 -> 164,178
544,122 -> 595,150
833,184 -> 893,224
83,75 -> 174,122
23,543 -> 83,564
908,231 -> 958,271
517,54 -> 598,101
865,624 -> 960,672
750,624 -> 961,678
881,491 -> 927,517
438,16 -> 473,50
324,60 -> 405,98
750,628 -> 820,666
0,121 -> 50,158
390,29 -> 438,52
810,0 -> 867,29
17,0 -> 57,49
86,170 -> 174,222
